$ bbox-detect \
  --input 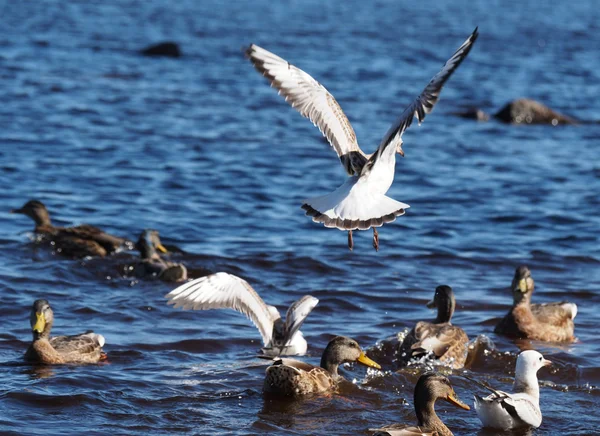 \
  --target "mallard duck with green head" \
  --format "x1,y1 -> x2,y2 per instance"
371,373 -> 470,436
397,286 -> 469,369
494,265 -> 577,342
11,200 -> 132,258
263,335 -> 381,397
134,229 -> 187,282
24,299 -> 106,364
